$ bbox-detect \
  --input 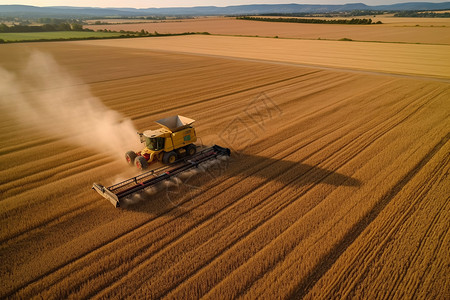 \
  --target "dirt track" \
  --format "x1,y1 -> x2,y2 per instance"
0,39 -> 449,299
